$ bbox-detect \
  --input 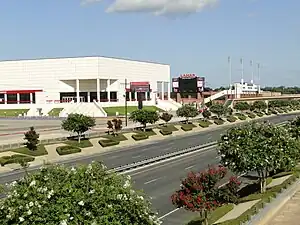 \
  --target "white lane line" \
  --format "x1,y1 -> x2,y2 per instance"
132,155 -> 141,159
184,165 -> 195,170
159,208 -> 180,219
144,178 -> 160,185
